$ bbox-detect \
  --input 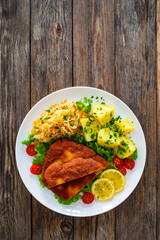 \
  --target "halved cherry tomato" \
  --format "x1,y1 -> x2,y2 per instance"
124,158 -> 135,170
30,164 -> 42,175
26,145 -> 37,156
82,192 -> 94,204
118,166 -> 127,176
113,156 -> 124,167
